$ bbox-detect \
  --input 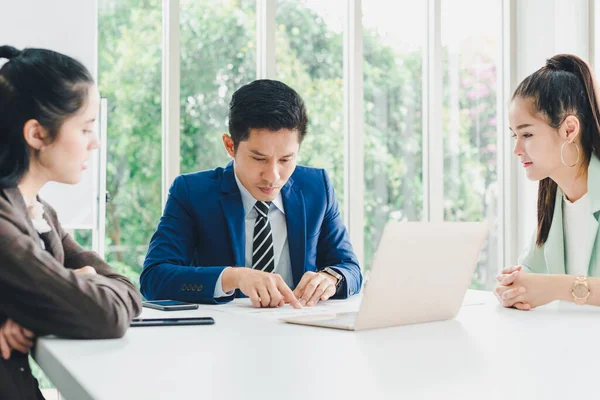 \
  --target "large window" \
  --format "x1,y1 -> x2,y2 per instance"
441,0 -> 502,288
95,0 -> 507,293
32,0 -> 509,395
275,0 -> 346,211
362,0 -> 426,268
180,0 -> 256,174
98,0 -> 163,286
